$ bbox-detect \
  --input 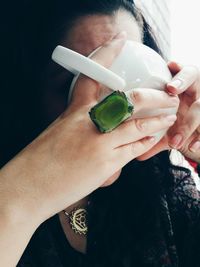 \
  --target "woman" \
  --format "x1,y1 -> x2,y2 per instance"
0,1 -> 200,266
